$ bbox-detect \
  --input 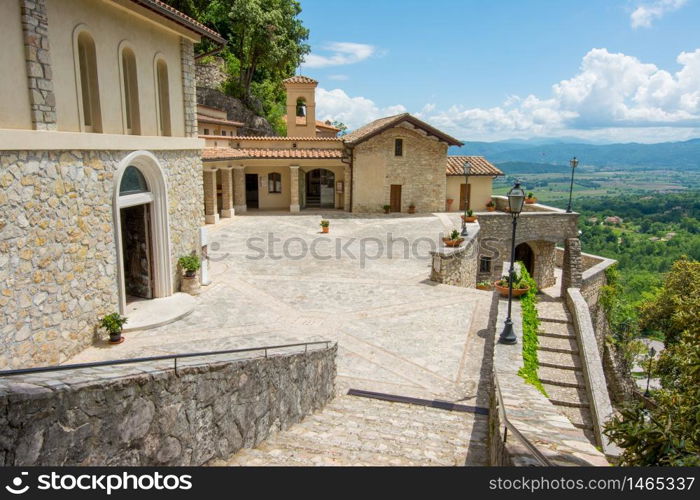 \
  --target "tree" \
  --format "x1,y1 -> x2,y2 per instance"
604,258 -> 700,465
